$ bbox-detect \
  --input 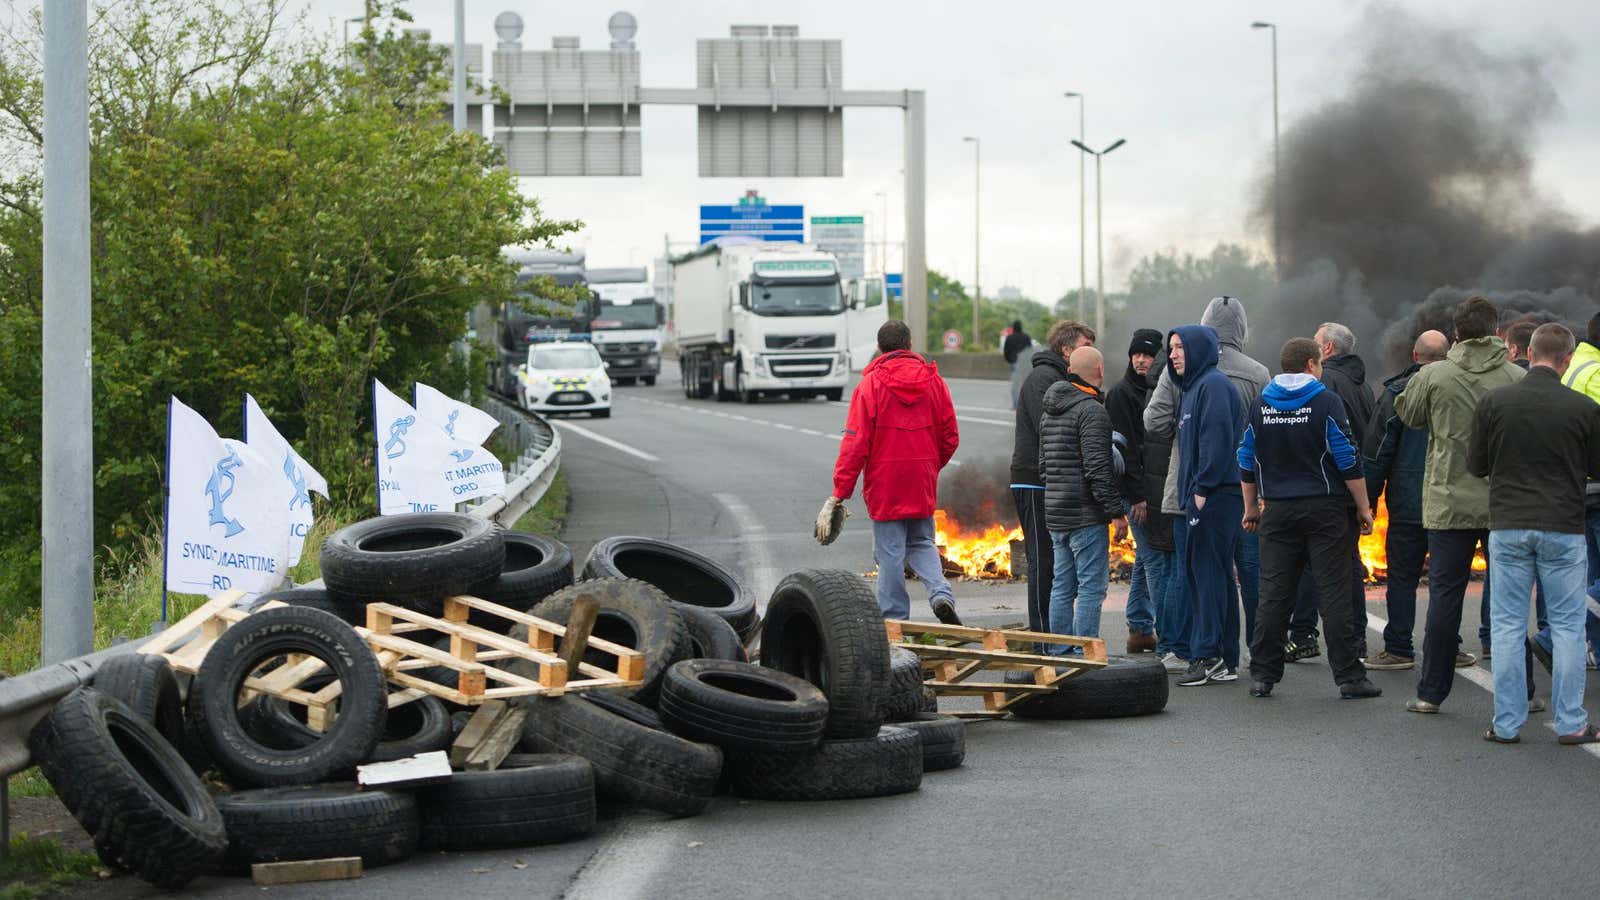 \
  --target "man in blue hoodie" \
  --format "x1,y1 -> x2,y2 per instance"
1239,338 -> 1381,699
1168,324 -> 1247,686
